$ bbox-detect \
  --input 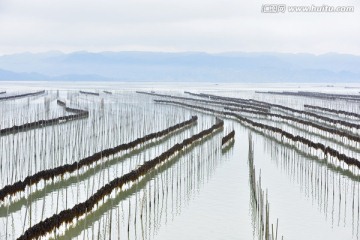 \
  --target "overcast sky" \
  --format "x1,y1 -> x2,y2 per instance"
0,0 -> 359,55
